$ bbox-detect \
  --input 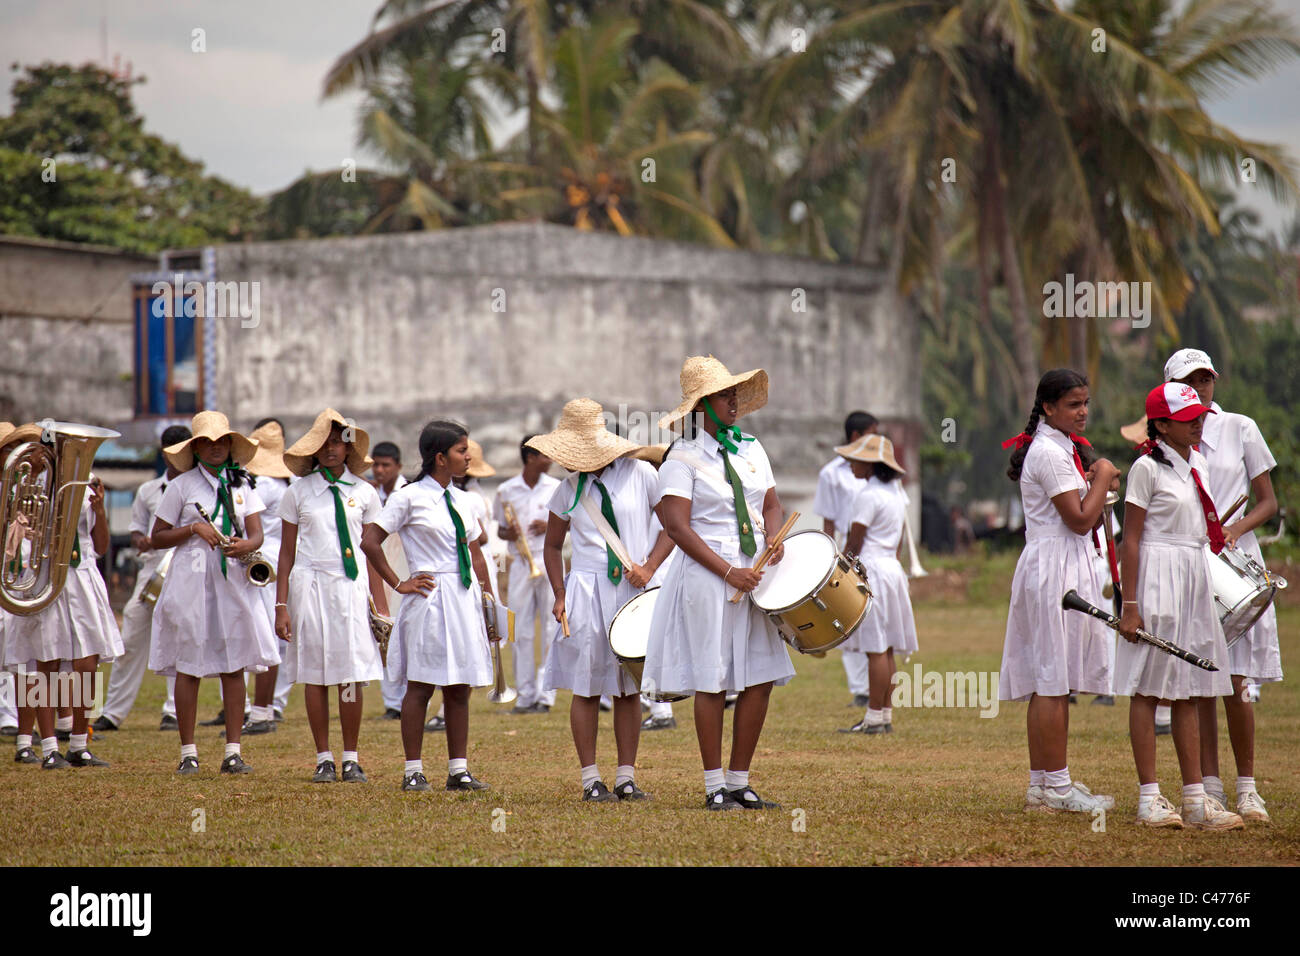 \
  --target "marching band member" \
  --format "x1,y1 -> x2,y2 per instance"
495,436 -> 560,715
1117,383 -> 1241,829
529,400 -> 672,801
814,411 -> 878,707
369,441 -> 409,721
837,435 -> 917,734
2,422 -> 44,764
277,410 -> 384,783
361,421 -> 498,793
999,369 -> 1117,813
1163,349 -> 1280,823
94,426 -> 190,733
149,412 -> 281,775
645,356 -> 795,811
